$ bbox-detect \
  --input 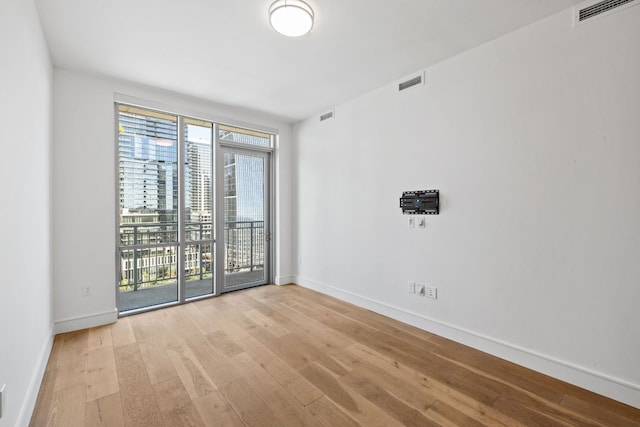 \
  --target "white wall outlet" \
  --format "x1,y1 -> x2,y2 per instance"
426,286 -> 438,299
407,281 -> 416,294
82,285 -> 92,297
0,383 -> 6,419
416,284 -> 426,296
408,217 -> 415,228
418,217 -> 426,229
